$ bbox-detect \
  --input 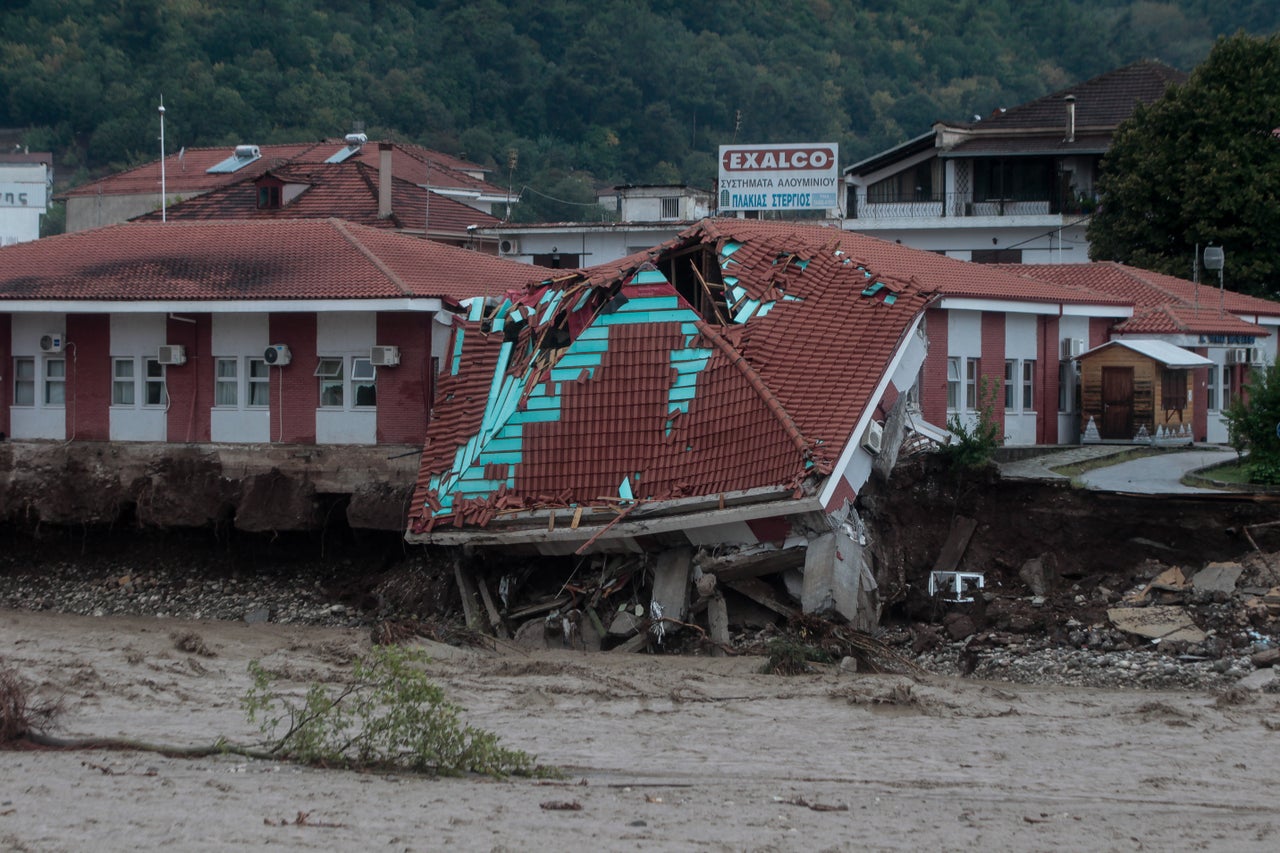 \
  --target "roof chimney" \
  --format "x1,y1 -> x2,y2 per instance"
378,142 -> 393,219
1064,94 -> 1076,143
